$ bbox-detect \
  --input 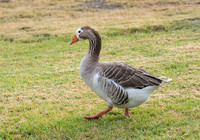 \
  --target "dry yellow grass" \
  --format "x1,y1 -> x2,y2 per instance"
0,0 -> 200,38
